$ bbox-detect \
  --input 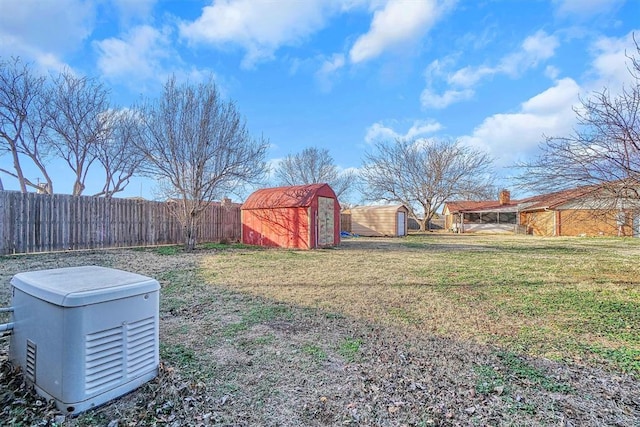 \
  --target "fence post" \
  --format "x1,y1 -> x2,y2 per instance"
0,192 -> 5,255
